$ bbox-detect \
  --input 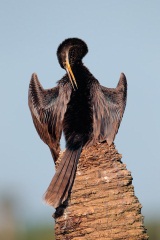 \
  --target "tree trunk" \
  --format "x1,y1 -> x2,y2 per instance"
53,142 -> 148,240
